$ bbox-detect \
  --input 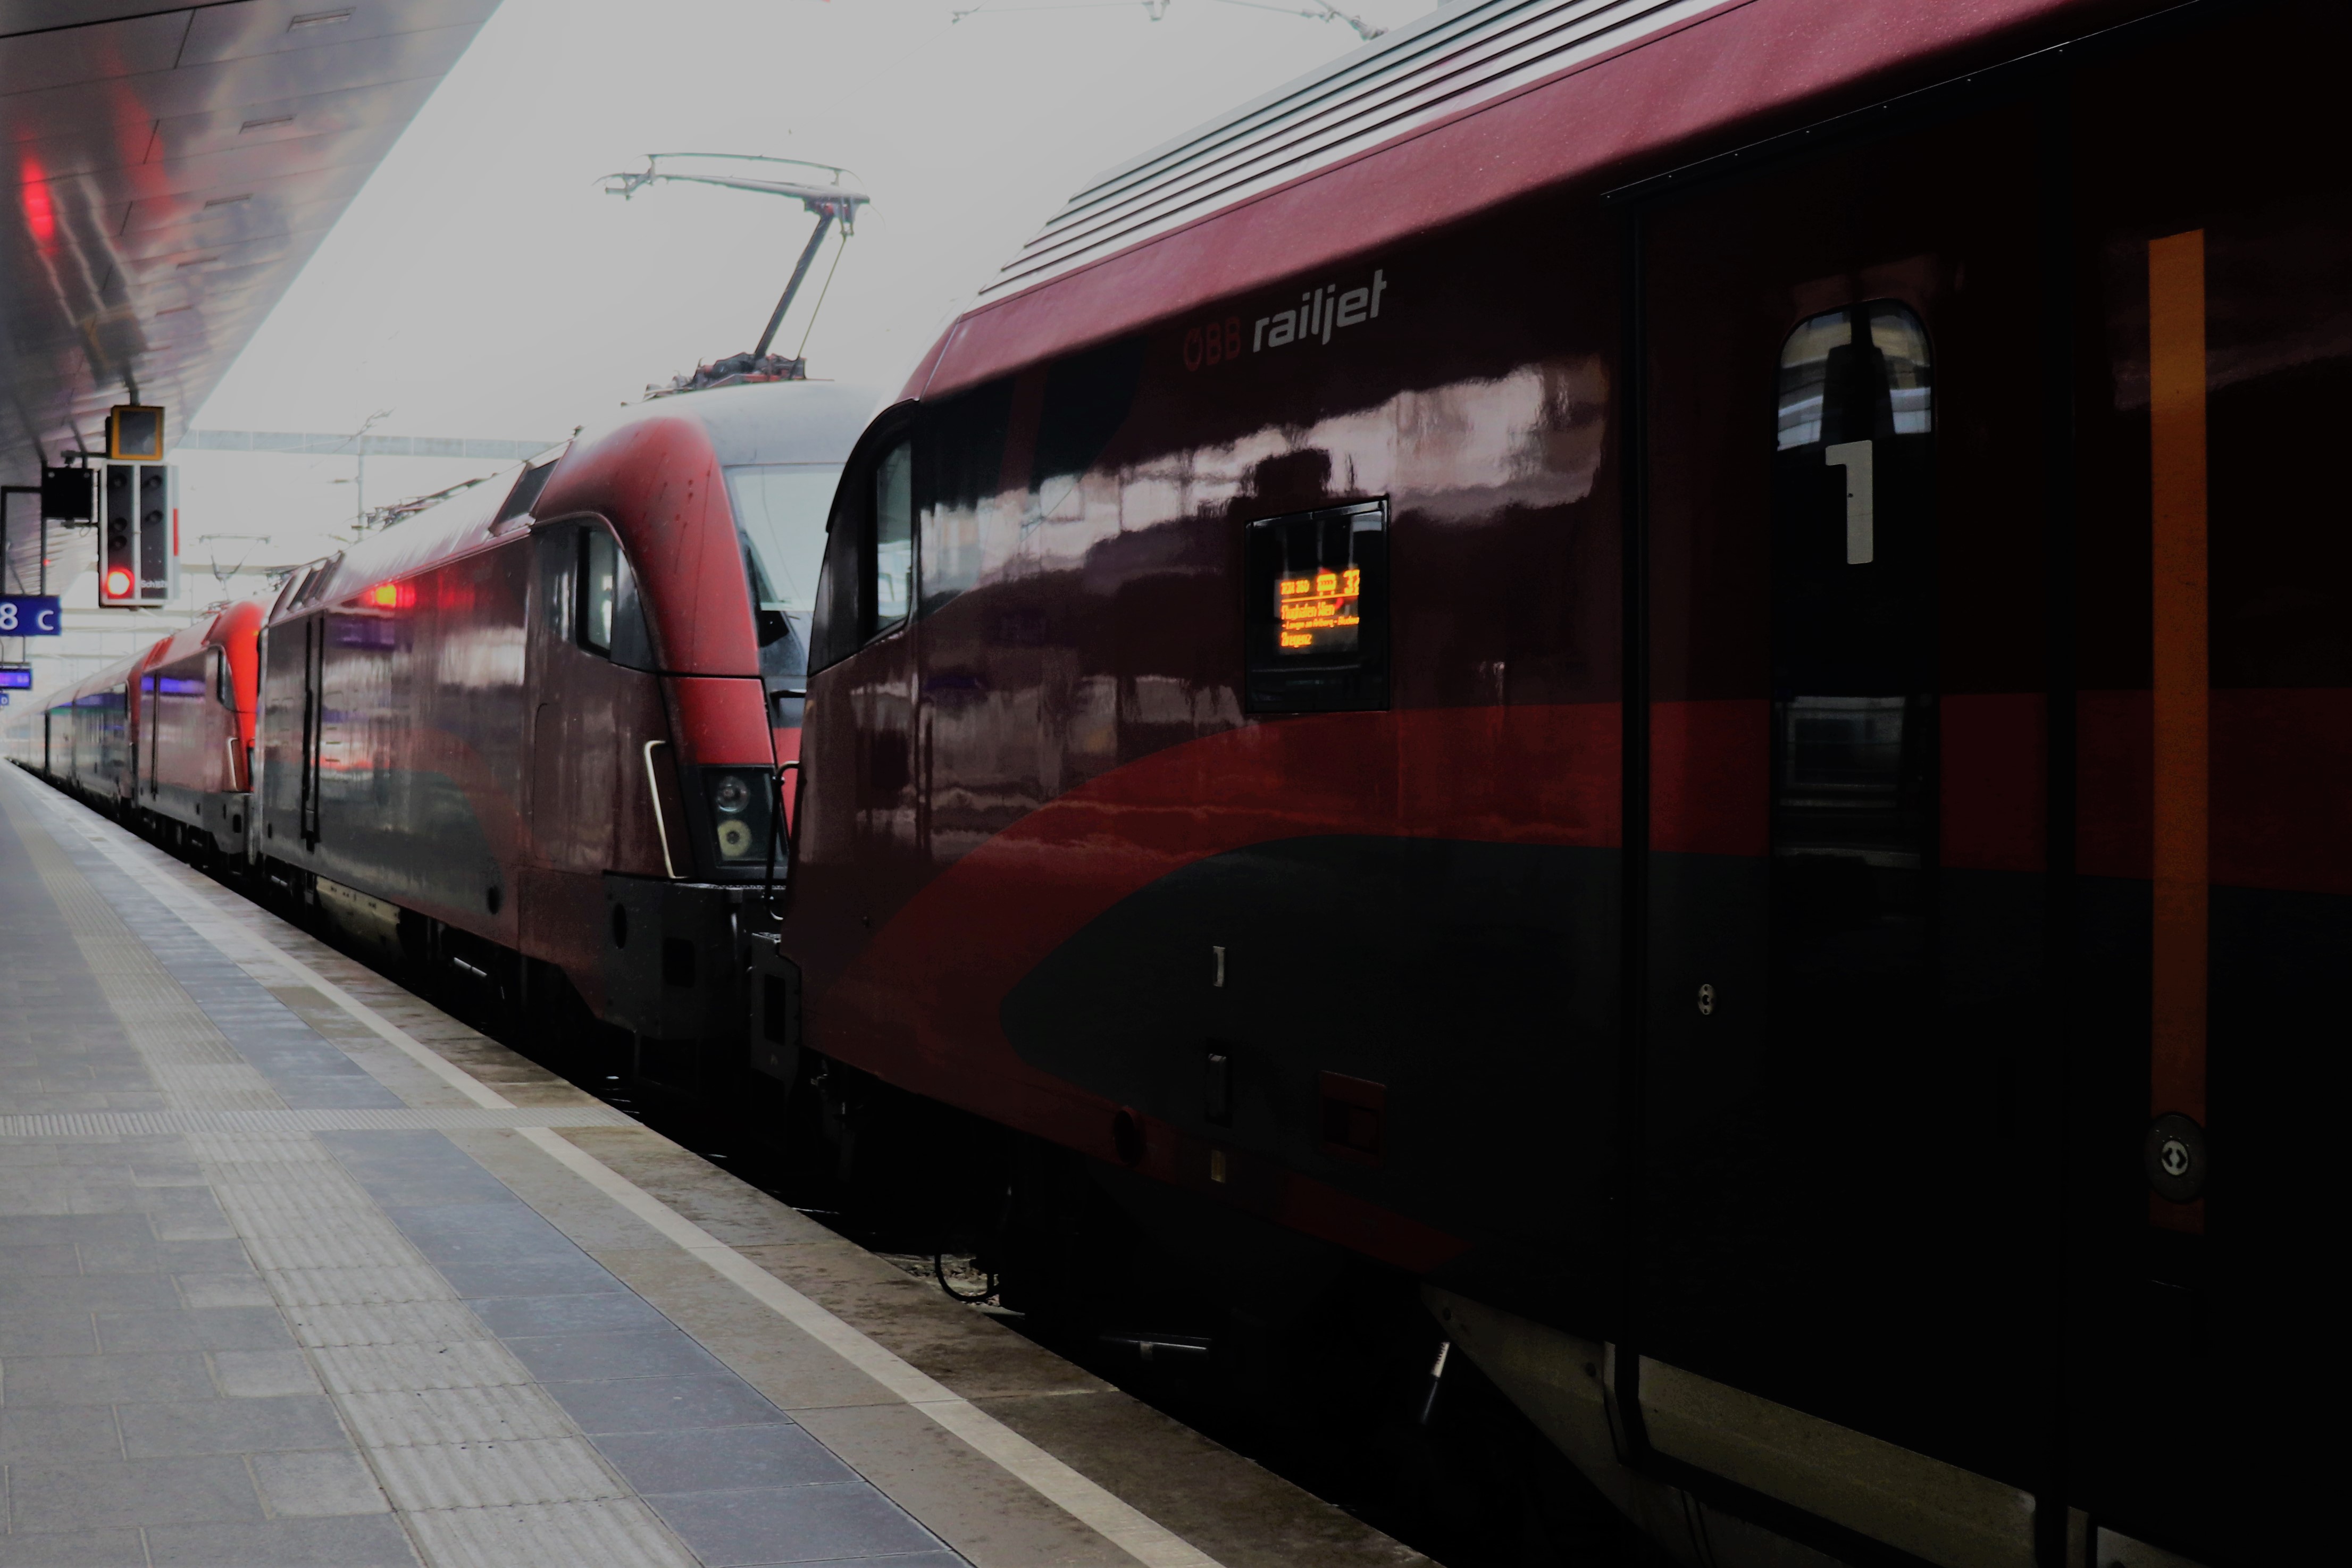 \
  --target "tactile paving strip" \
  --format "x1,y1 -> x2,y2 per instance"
0,1106 -> 637,1137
